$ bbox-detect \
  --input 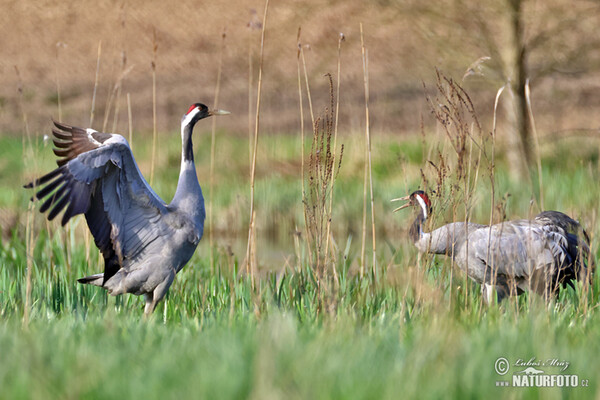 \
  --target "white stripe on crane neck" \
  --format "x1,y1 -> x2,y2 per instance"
415,194 -> 428,220
181,107 -> 199,128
